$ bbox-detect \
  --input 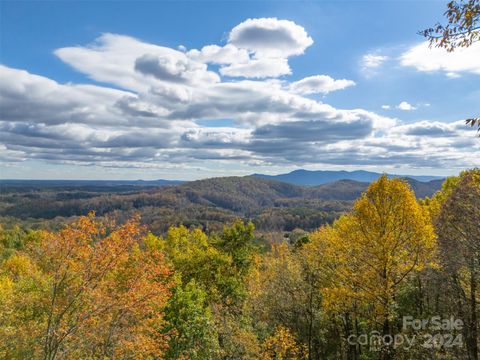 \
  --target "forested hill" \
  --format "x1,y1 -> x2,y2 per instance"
0,176 -> 443,233
179,176 -> 442,204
